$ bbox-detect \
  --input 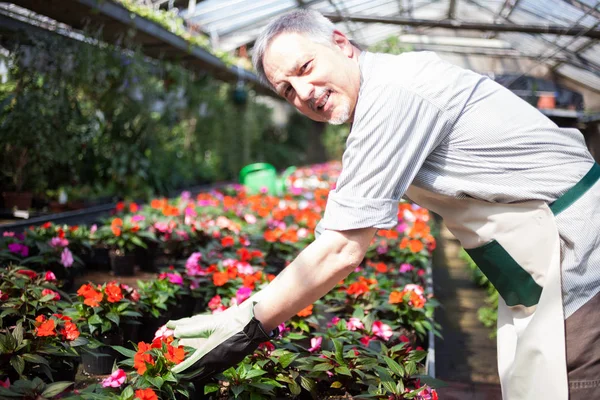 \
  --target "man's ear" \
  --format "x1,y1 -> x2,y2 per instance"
332,30 -> 354,58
